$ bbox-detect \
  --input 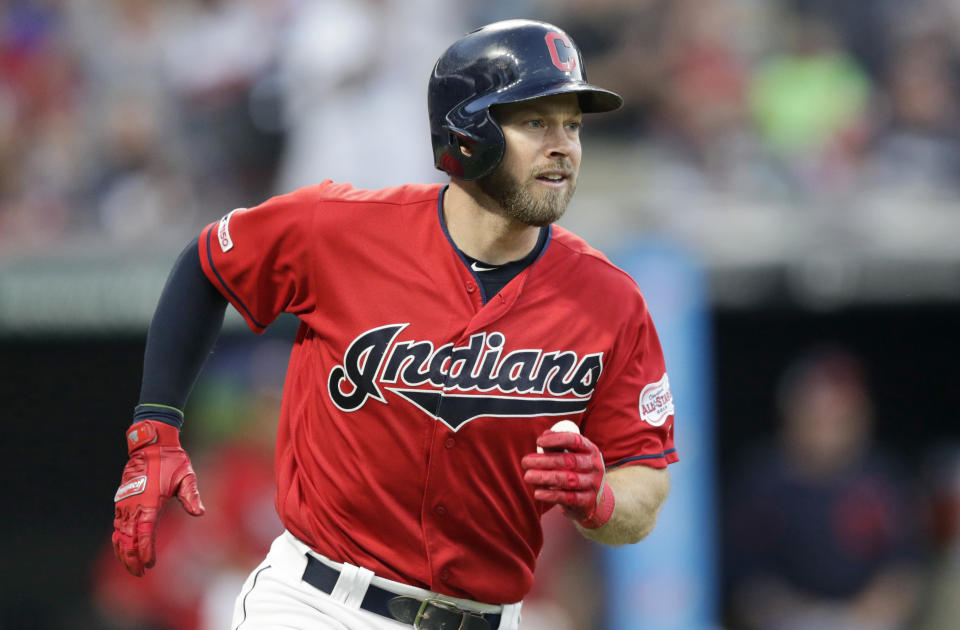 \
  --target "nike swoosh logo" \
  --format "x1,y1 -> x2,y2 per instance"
471,262 -> 498,272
